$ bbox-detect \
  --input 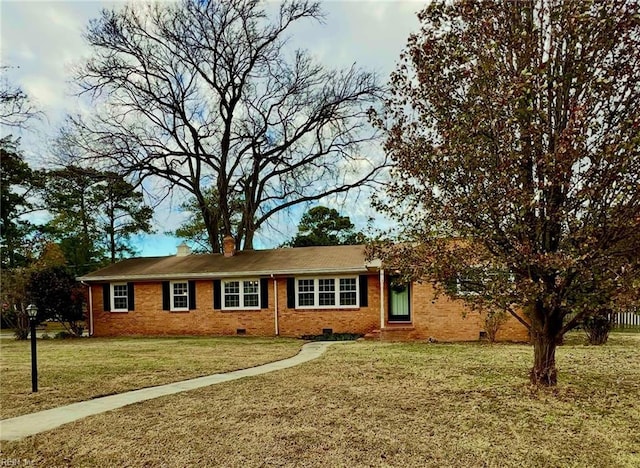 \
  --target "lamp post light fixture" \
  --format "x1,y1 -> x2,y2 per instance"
26,303 -> 38,393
